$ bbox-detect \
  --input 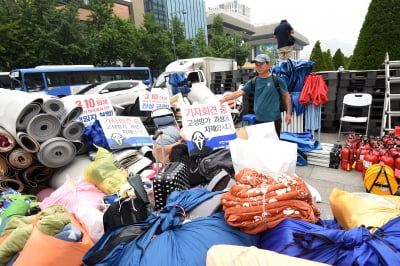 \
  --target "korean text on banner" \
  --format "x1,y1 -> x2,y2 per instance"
139,91 -> 170,111
98,116 -> 153,149
181,102 -> 236,156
